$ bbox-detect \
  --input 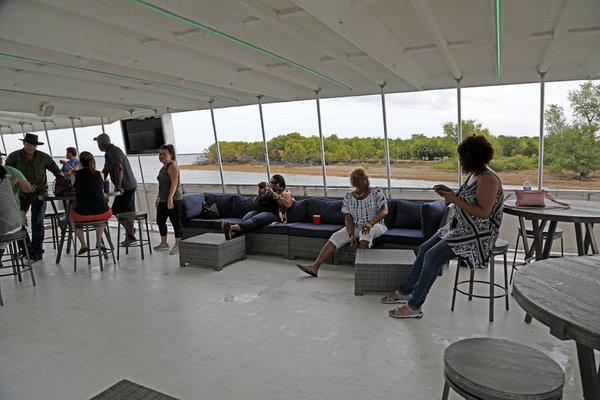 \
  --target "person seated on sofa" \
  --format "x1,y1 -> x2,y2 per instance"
297,167 -> 388,277
382,135 -> 503,319
221,174 -> 294,240
70,152 -> 113,254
